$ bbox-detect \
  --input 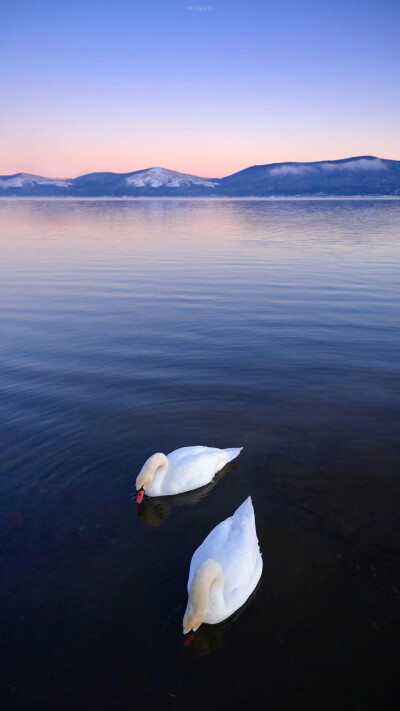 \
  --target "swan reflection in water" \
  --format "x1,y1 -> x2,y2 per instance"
136,461 -> 239,527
